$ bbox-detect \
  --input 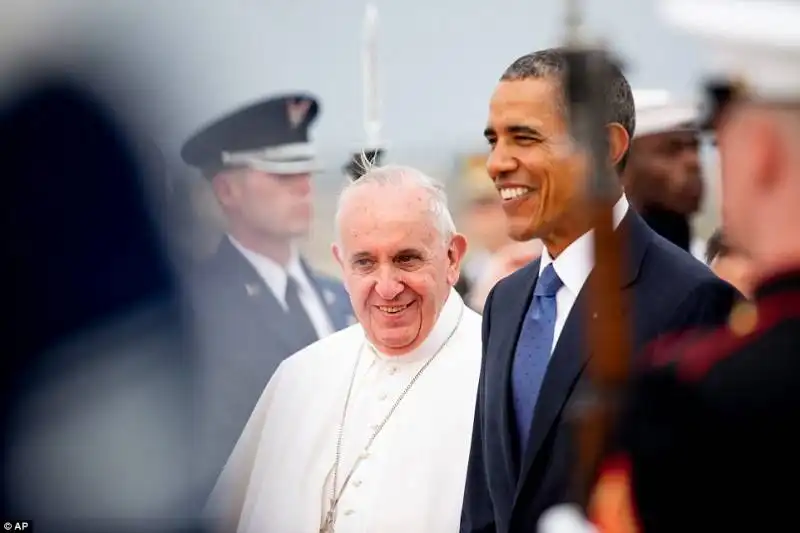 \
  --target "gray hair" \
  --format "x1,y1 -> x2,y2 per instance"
334,164 -> 457,245
501,47 -> 636,172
